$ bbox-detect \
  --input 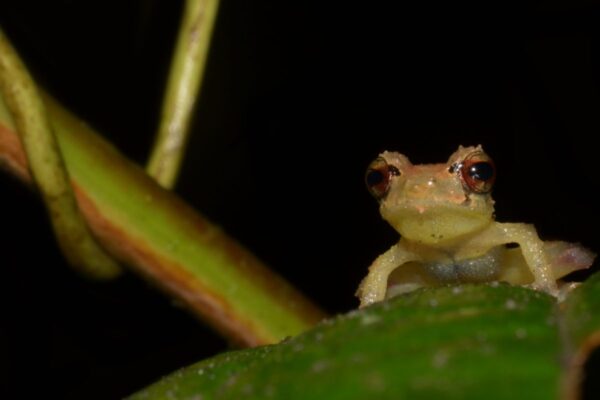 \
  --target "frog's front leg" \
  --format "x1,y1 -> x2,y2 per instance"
357,242 -> 420,308
460,222 -> 558,296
